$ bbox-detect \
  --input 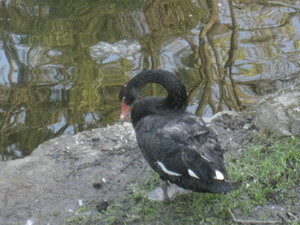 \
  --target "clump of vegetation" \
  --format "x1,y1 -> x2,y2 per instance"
66,136 -> 300,225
